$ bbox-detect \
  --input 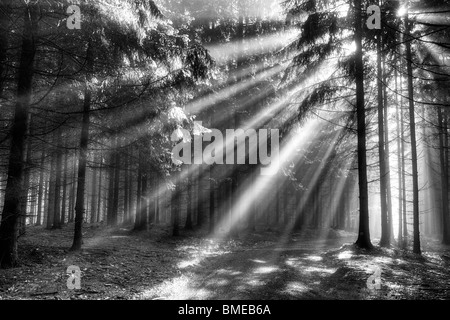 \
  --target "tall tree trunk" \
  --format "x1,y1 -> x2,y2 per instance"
90,154 -> 98,224
69,158 -> 77,223
401,92 -> 408,245
107,149 -> 115,225
111,149 -> 120,226
354,0 -> 372,249
185,166 -> 193,230
155,177 -> 159,225
52,133 -> 63,229
196,165 -> 204,227
438,107 -> 450,244
46,146 -> 56,230
209,165 -> 215,234
0,3 -> 38,268
172,179 -> 180,236
36,149 -> 45,226
395,68 -> 403,244
148,172 -> 156,227
405,15 -> 421,255
139,172 -> 148,230
0,0 -> 11,96
97,155 -> 103,223
61,142 -> 69,225
70,43 -> 93,251
378,33 -> 390,247
134,154 -> 143,230
19,114 -> 33,235
250,165 -> 257,231
123,153 -> 129,224
383,56 -> 394,242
